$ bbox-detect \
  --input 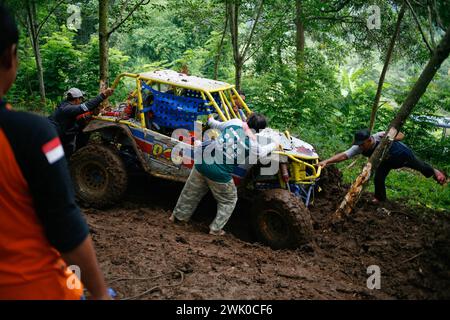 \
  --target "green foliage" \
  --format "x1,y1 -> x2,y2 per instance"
340,158 -> 450,213
5,0 -> 449,211
78,36 -> 130,96
41,27 -> 81,101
